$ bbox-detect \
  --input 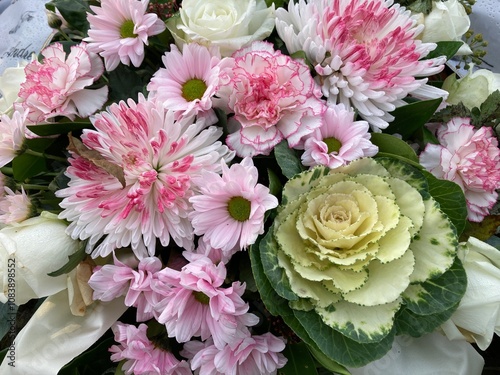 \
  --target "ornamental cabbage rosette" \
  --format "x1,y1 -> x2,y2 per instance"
252,157 -> 468,368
